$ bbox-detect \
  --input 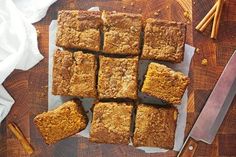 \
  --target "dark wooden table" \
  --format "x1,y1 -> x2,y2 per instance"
1,0 -> 236,156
